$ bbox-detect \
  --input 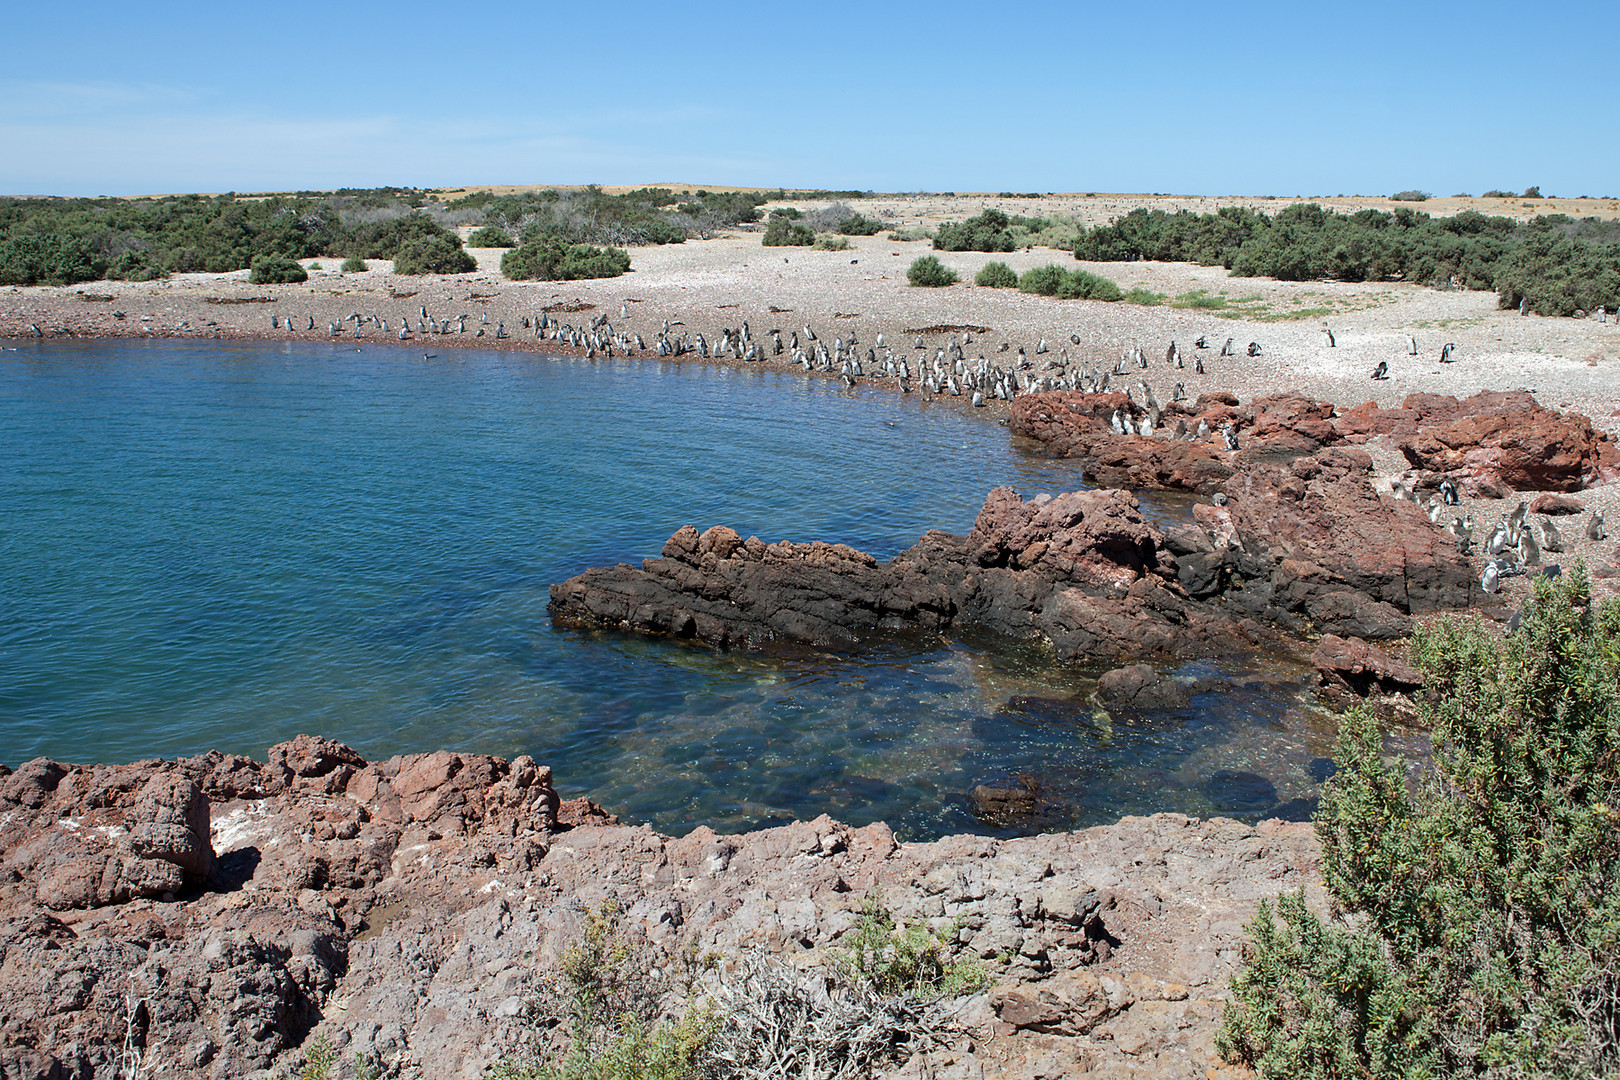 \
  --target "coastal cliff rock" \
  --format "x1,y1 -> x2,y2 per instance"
0,740 -> 1321,1080
1013,388 -> 1609,494
550,487 -> 1247,662
551,451 -> 1474,657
